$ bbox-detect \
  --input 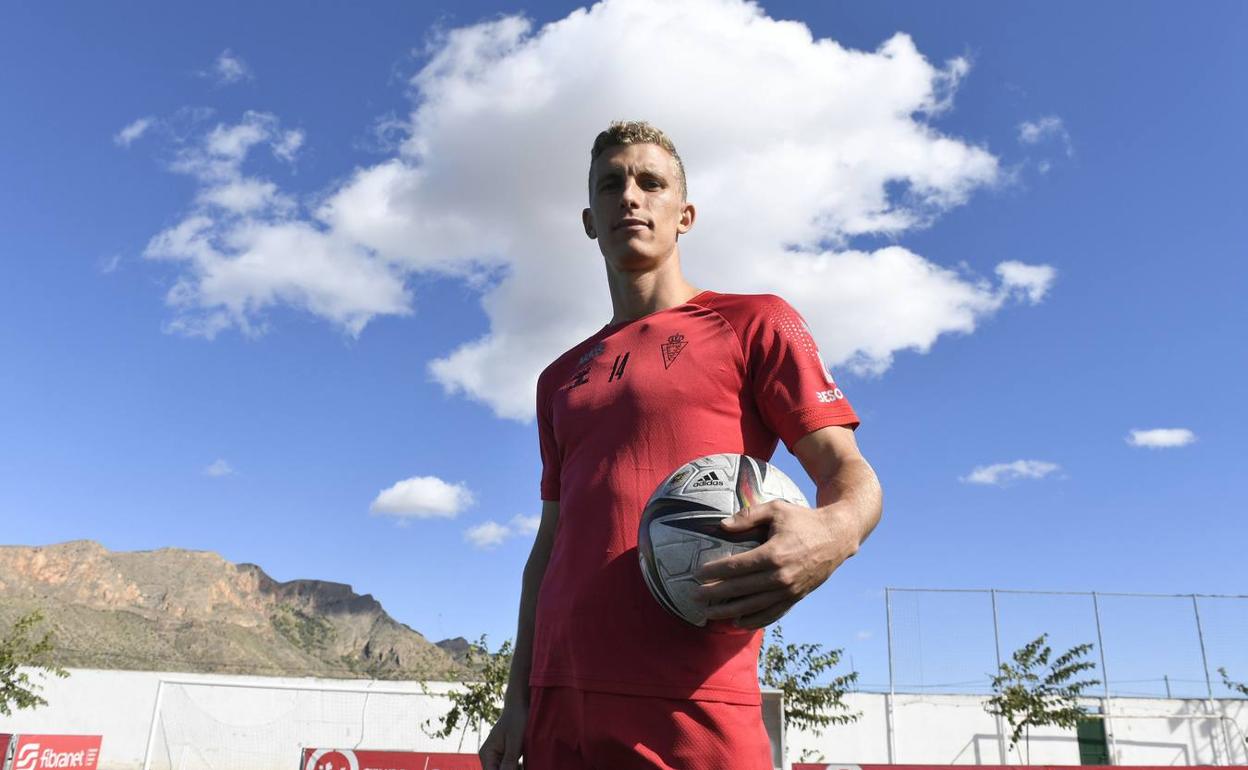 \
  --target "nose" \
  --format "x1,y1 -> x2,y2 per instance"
619,177 -> 642,208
